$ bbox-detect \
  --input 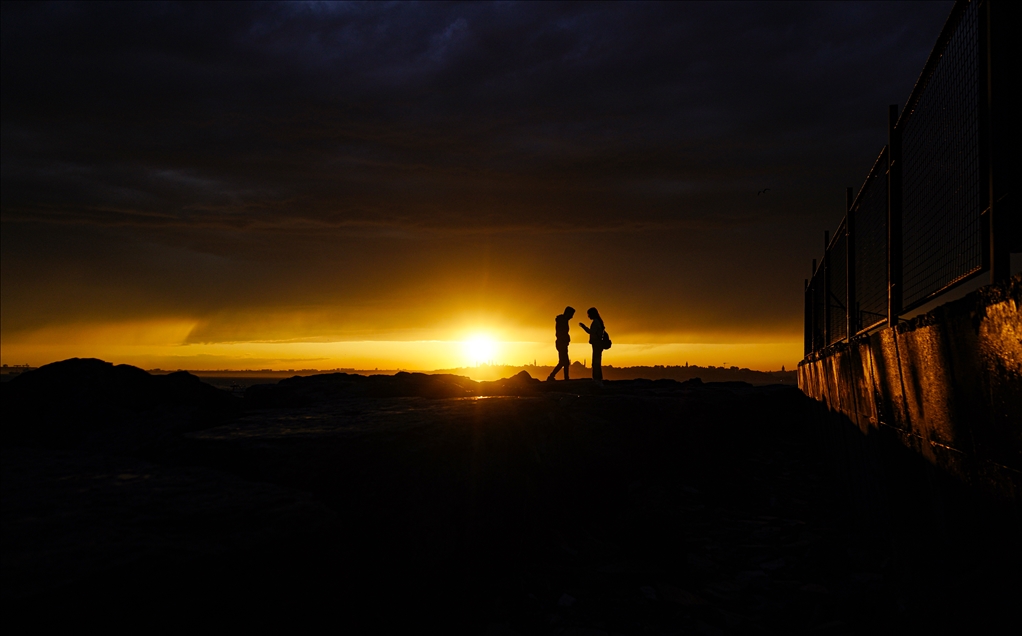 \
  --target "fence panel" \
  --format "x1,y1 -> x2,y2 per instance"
853,148 -> 889,334
900,0 -> 983,310
827,225 -> 847,346
804,285 -> 813,356
812,269 -> 826,352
